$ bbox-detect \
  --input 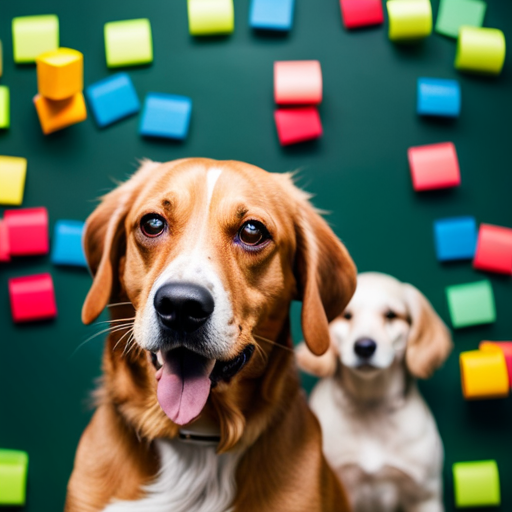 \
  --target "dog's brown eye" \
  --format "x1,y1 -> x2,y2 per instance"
238,221 -> 269,247
385,310 -> 398,320
141,214 -> 166,238
343,311 -> 352,320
